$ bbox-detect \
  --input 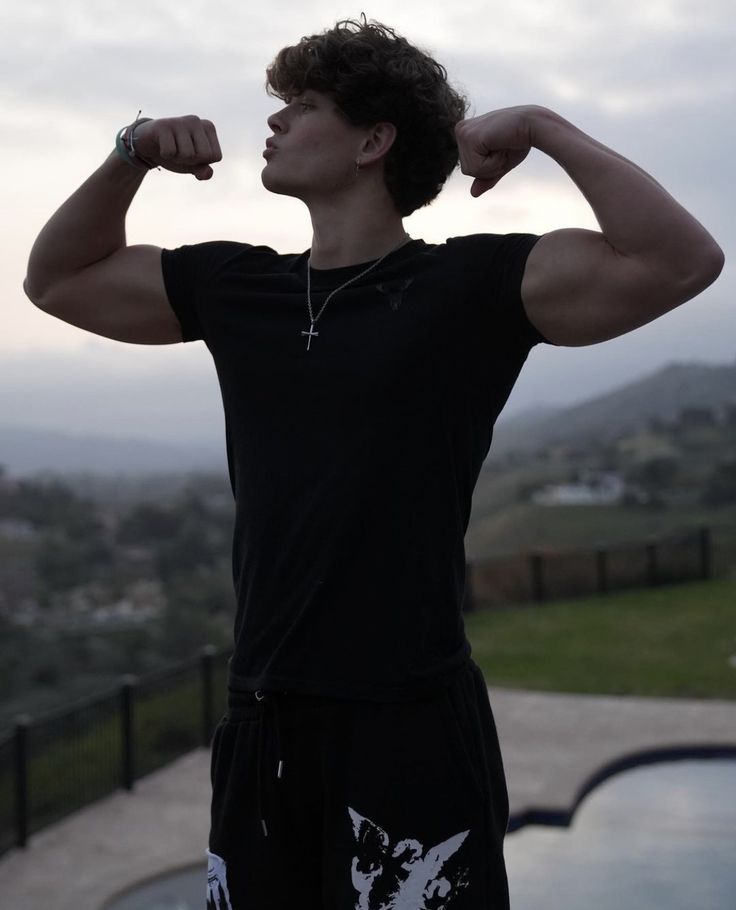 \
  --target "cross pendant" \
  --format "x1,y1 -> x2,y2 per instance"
301,322 -> 319,351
